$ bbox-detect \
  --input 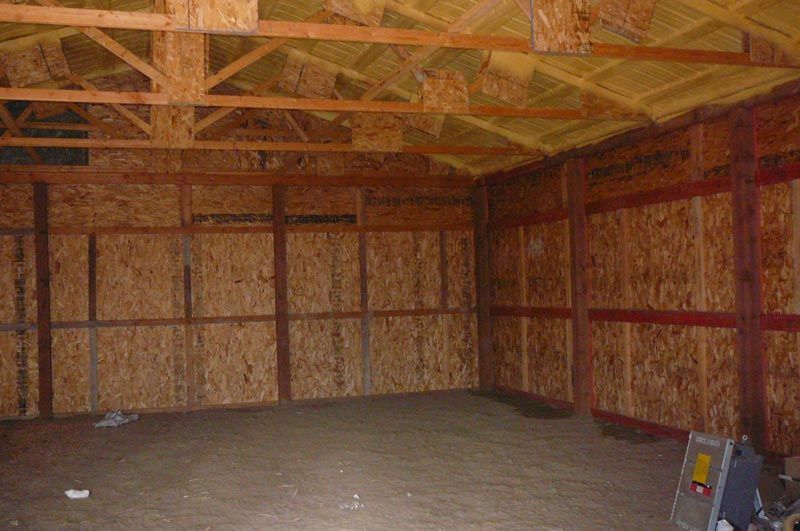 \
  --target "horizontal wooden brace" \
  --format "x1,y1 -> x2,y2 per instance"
490,306 -> 572,319
588,308 -> 737,327
0,4 -> 797,68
